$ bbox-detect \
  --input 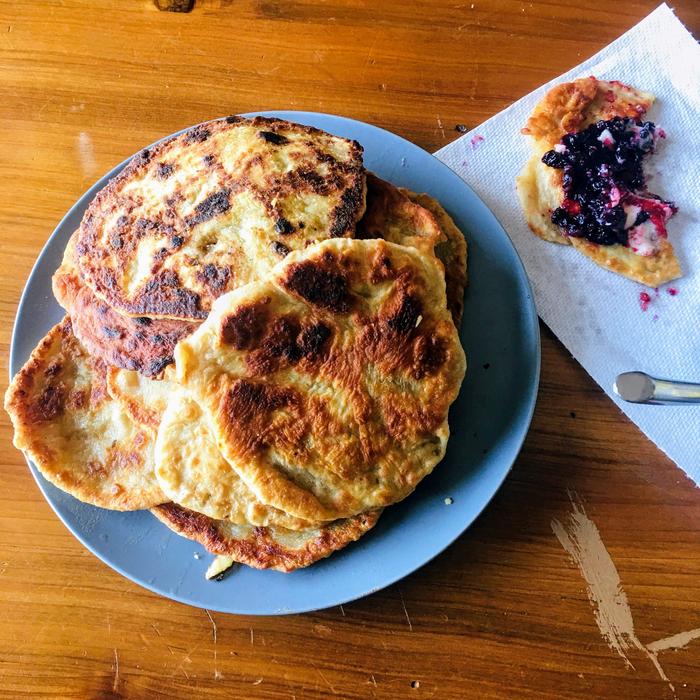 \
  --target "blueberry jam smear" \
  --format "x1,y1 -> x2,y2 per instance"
542,117 -> 677,250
